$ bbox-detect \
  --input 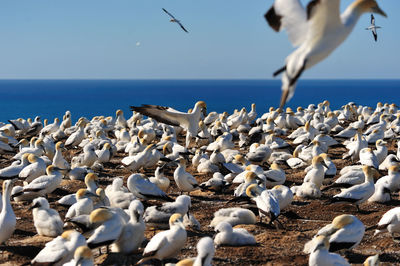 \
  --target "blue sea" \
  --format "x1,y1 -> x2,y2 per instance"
0,79 -> 399,123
